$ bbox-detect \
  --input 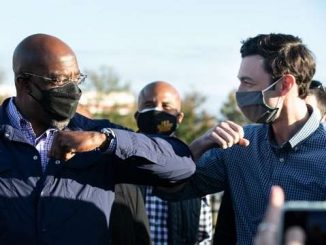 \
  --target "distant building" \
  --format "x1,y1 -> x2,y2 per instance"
79,90 -> 136,116
0,84 -> 136,116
